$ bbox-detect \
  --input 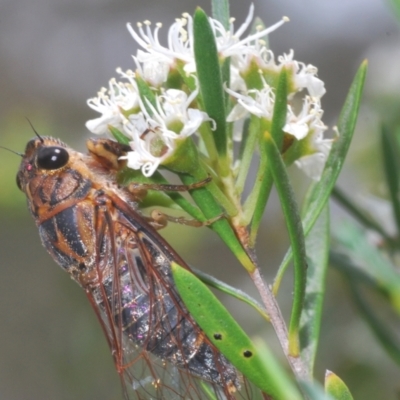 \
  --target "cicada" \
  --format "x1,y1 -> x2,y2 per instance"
15,134 -> 254,400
